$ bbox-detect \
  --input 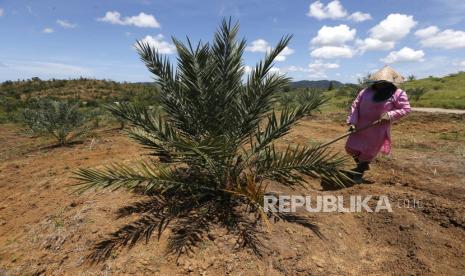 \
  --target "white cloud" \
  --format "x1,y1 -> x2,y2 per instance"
1,61 -> 91,78
56,19 -> 78,29
455,60 -> 465,69
311,24 -> 356,46
286,61 -> 339,78
307,1 -> 371,22
136,34 -> 176,54
275,46 -> 295,61
356,38 -> 395,52
98,11 -> 160,28
417,28 -> 465,49
246,39 -> 294,61
0,8 -> 4,17
269,67 -> 281,74
381,47 -> 425,63
243,65 -> 253,74
280,59 -> 339,78
245,39 -> 270,52
307,0 -> 347,20
308,60 -> 339,76
414,26 -> 439,38
311,45 -> 354,59
356,14 -> 416,53
43,28 -> 54,34
369,14 -> 417,41
348,11 -> 371,22
286,65 -> 307,72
